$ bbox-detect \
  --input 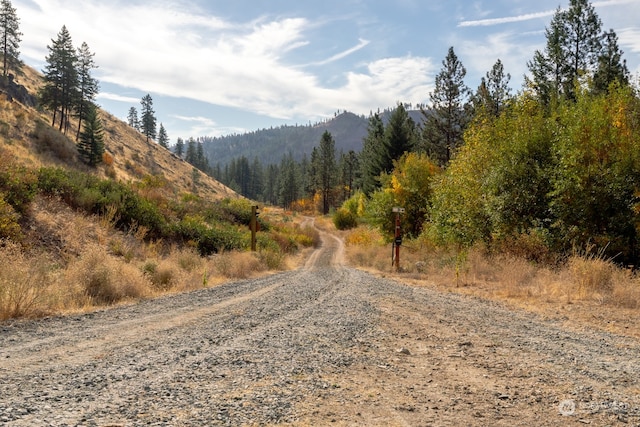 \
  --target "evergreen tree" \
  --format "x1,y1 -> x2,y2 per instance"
592,29 -> 629,94
381,103 -> 416,172
139,93 -> 156,142
313,131 -> 337,214
421,46 -> 470,166
74,41 -> 99,141
77,104 -> 104,166
527,0 -> 603,102
339,150 -> 359,201
157,123 -> 169,148
0,0 -> 22,78
359,112 -> 385,195
127,106 -> 139,130
263,163 -> 279,206
40,25 -> 78,134
473,59 -> 511,117
278,153 -> 299,209
250,157 -> 263,200
174,137 -> 184,157
185,137 -> 197,164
